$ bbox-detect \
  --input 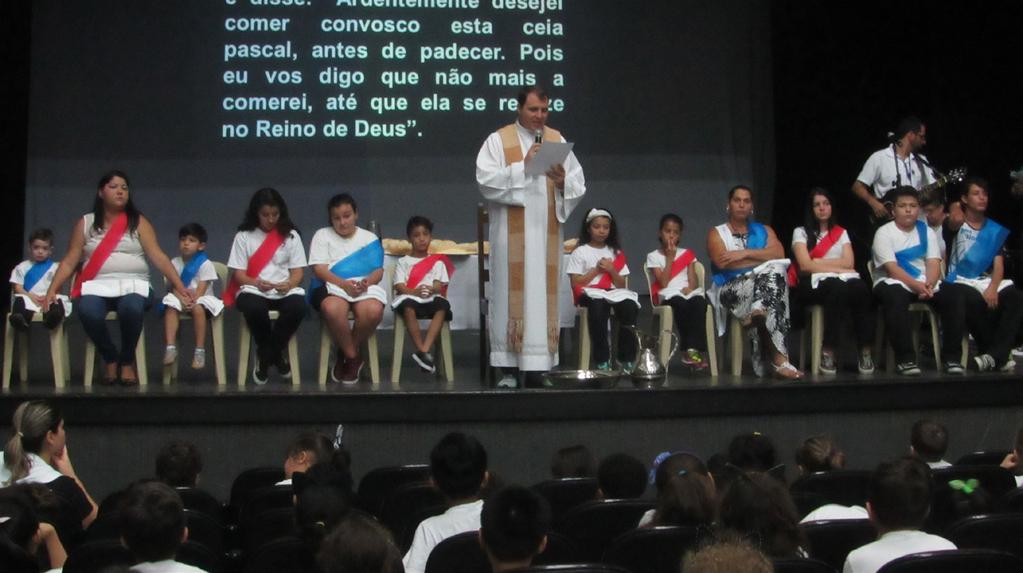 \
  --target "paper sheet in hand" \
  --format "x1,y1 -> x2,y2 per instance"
525,141 -> 574,176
